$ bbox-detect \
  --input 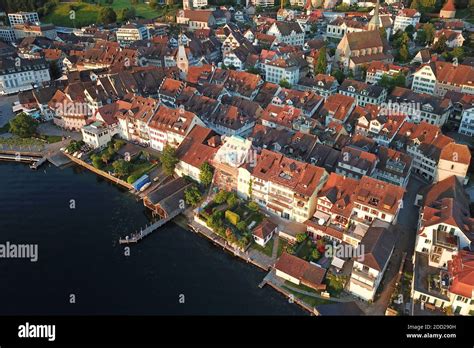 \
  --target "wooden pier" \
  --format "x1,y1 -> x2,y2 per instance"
118,208 -> 184,244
